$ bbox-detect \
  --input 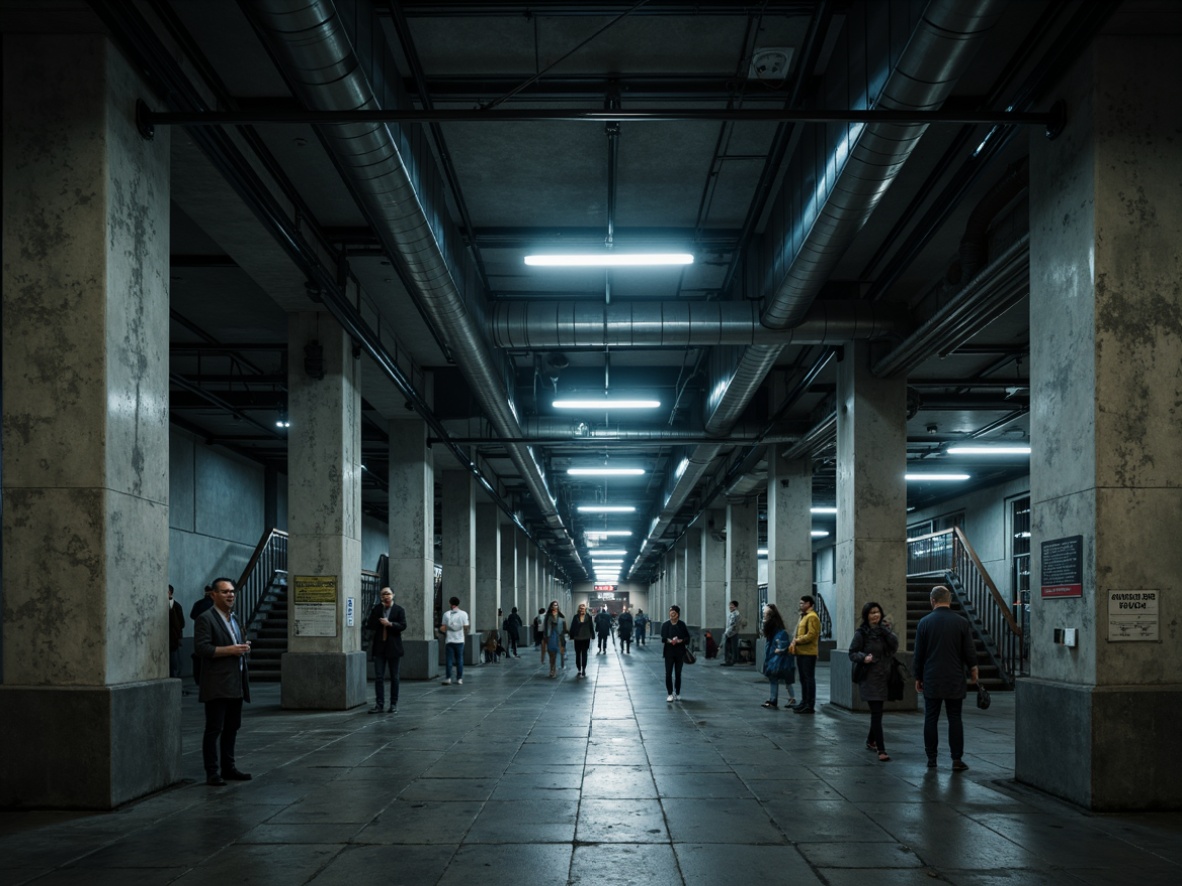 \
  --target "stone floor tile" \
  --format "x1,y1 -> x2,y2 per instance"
662,796 -> 785,844
797,840 -> 925,869
464,798 -> 578,843
436,843 -> 572,886
675,843 -> 824,886
350,799 -> 485,844
304,844 -> 455,886
576,799 -> 669,843
570,842 -> 677,886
